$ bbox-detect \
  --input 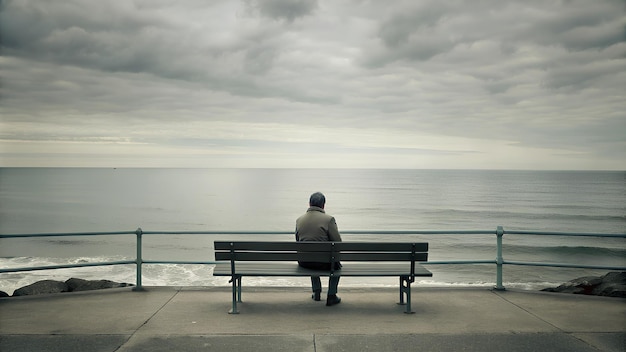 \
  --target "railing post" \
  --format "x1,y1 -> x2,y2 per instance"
494,226 -> 505,291
133,227 -> 145,291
